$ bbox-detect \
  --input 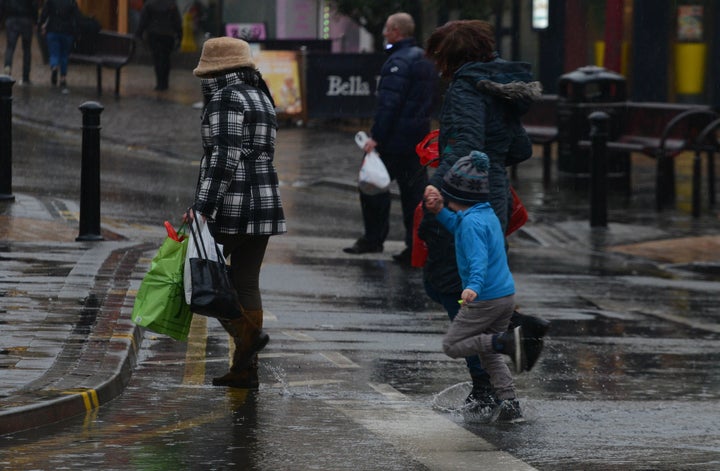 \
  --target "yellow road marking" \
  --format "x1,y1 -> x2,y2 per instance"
320,351 -> 359,368
281,330 -> 315,341
112,332 -> 137,351
182,315 -> 208,385
368,382 -> 408,401
59,210 -> 79,221
60,389 -> 100,411
269,379 -> 345,388
228,335 -> 236,365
